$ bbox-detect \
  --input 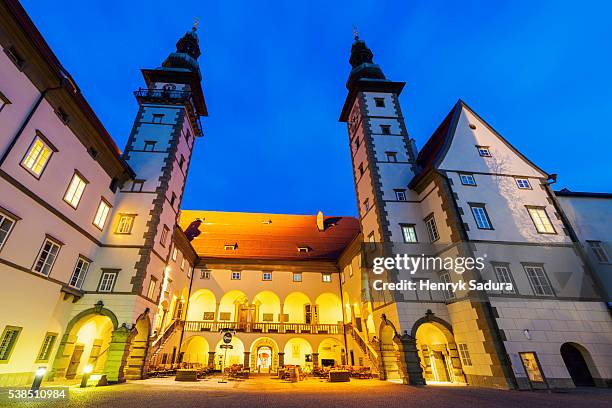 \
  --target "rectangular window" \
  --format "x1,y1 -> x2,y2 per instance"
63,172 -> 88,208
354,138 -> 360,149
224,243 -> 237,251
231,271 -> 241,280
147,278 -> 157,299
386,152 -> 397,162
0,326 -> 22,362
33,238 -> 61,276
364,198 -> 370,212
179,155 -> 185,169
380,124 -> 391,135
476,146 -> 492,157
172,247 -> 178,261
395,189 -> 407,201
93,199 -> 111,230
516,178 -> 531,189
458,344 -> 472,366
492,263 -> 516,294
424,215 -> 440,242
400,224 -> 418,243
0,90 -> 12,112
470,204 -> 493,230
587,241 -> 610,263
527,206 -> 556,234
180,258 -> 185,270
374,97 -> 385,108
144,141 -> 156,151
459,173 -> 476,186
36,332 -> 57,362
160,225 -> 170,246
170,192 -> 176,206
524,264 -> 554,296
69,256 -> 90,289
200,269 -> 211,279
152,114 -> 164,123
98,271 -> 117,292
116,214 -> 135,234
439,271 -> 455,300
0,211 -> 17,251
358,163 -> 364,176
21,135 -> 54,178
348,263 -> 354,277
262,272 -> 272,281
293,272 -> 302,282
322,273 -> 332,283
